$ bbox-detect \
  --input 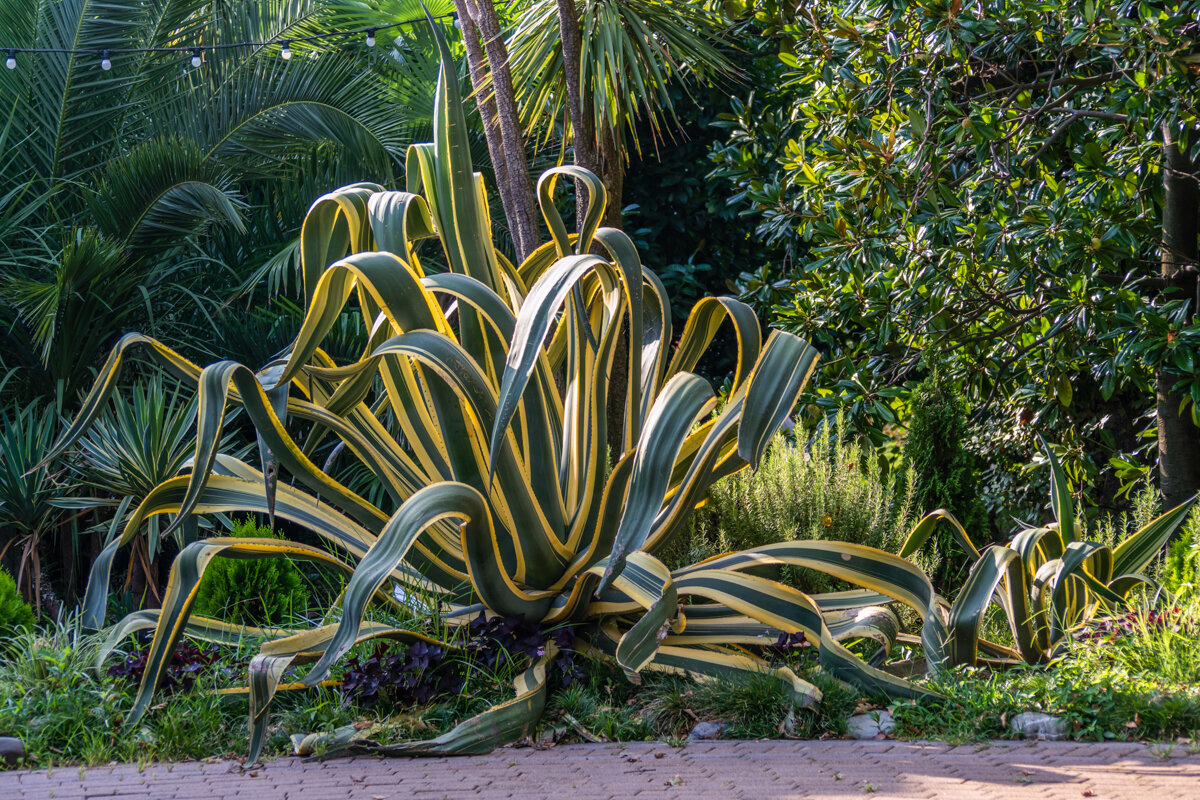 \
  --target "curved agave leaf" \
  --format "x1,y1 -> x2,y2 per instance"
584,622 -> 820,707
355,643 -> 558,757
899,509 -> 981,562
1040,438 -> 1077,544
81,464 -> 378,630
247,622 -> 452,763
599,373 -> 715,590
738,331 -> 821,468
673,569 -> 932,700
125,537 -> 374,725
667,296 -> 761,395
489,253 -> 612,472
1111,494 -> 1197,577
946,546 -> 1021,666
